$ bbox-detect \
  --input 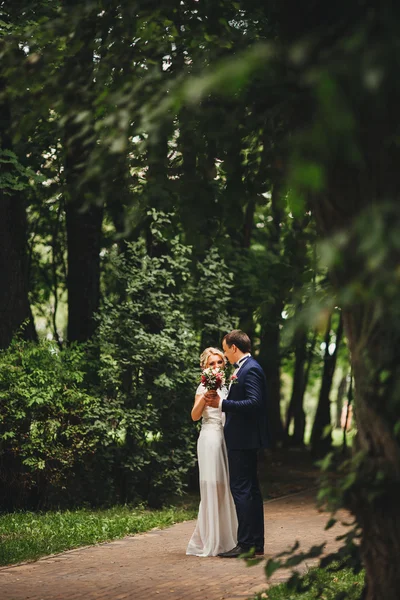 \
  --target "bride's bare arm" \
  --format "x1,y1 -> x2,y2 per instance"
191,392 -> 206,421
